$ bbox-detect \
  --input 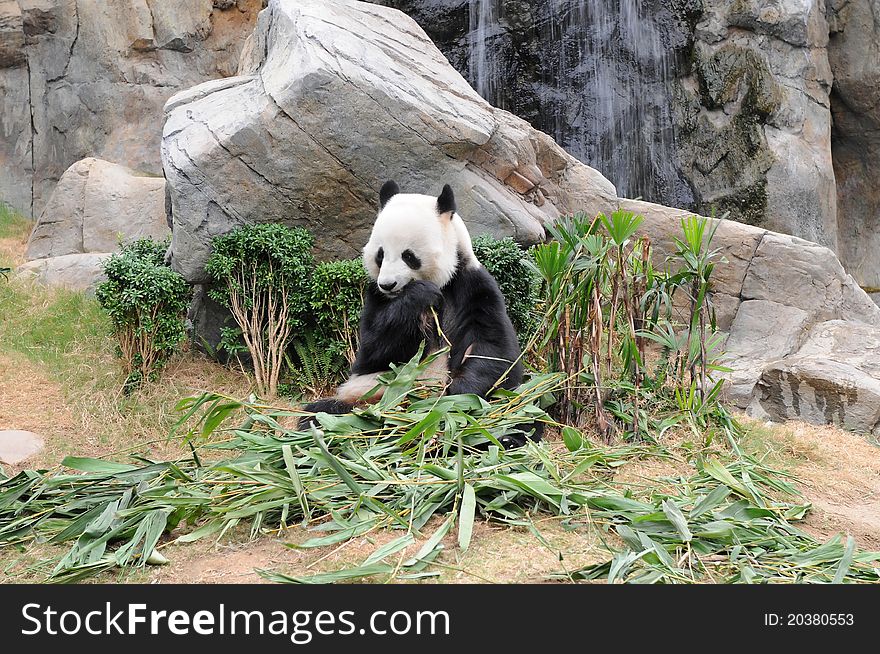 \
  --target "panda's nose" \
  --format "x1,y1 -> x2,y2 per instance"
379,281 -> 398,292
